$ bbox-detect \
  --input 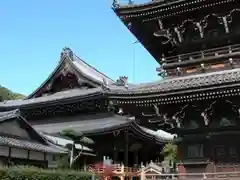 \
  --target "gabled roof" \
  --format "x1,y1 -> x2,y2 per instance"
141,161 -> 163,175
0,110 -> 67,154
27,47 -> 114,99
